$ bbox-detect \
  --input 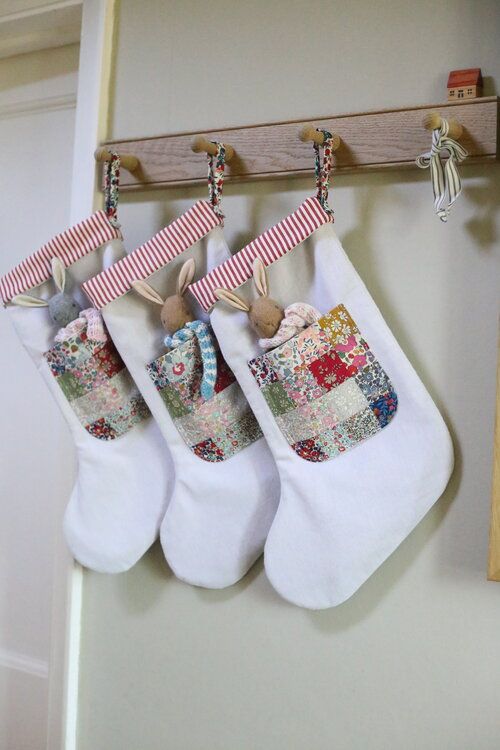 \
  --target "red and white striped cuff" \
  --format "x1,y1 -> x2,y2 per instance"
189,196 -> 332,311
0,211 -> 121,306
83,200 -> 221,309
